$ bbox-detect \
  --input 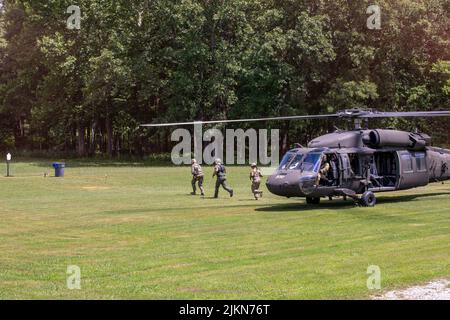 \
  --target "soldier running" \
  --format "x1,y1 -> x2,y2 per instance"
250,163 -> 263,200
191,159 -> 205,196
212,159 -> 233,198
